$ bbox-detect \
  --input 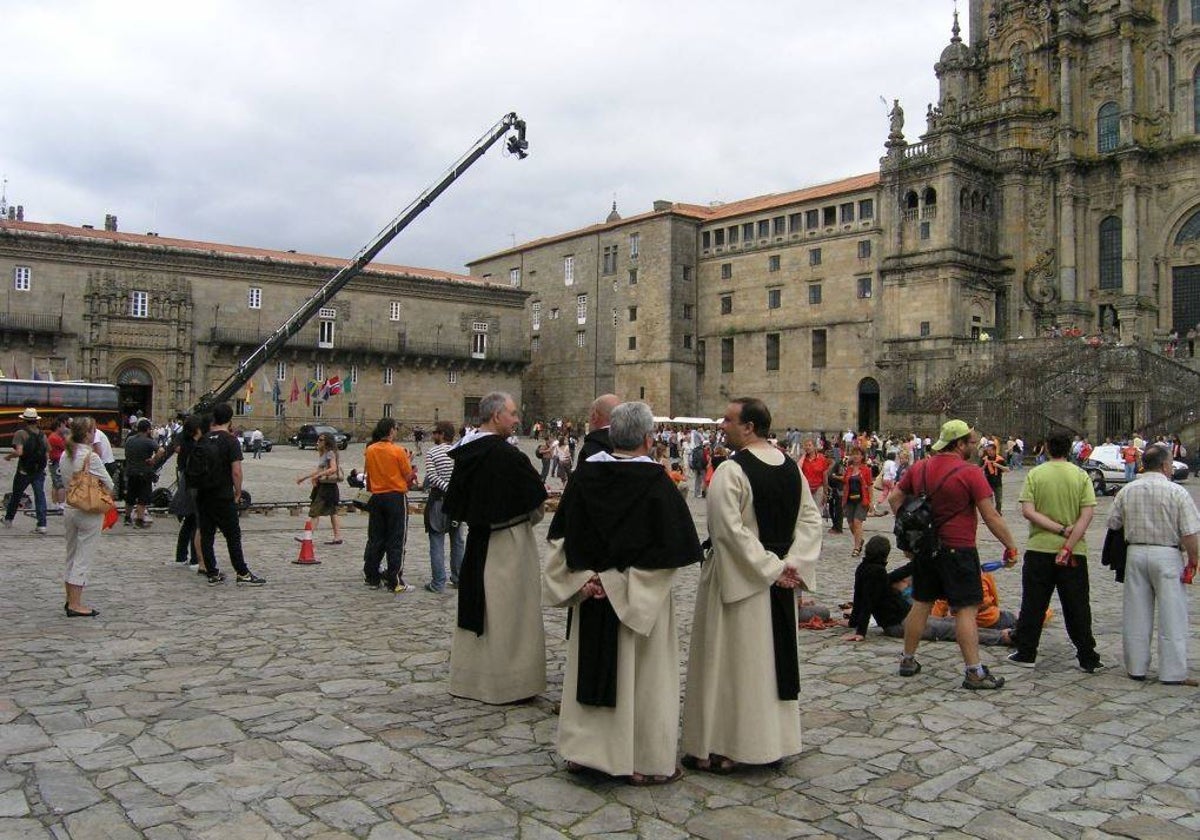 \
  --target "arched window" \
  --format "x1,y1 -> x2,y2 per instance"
1097,102 -> 1120,152
922,187 -> 938,206
904,191 -> 919,209
1176,209 -> 1200,244
1167,0 -> 1179,28
971,190 -> 981,211
1099,217 -> 1123,290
